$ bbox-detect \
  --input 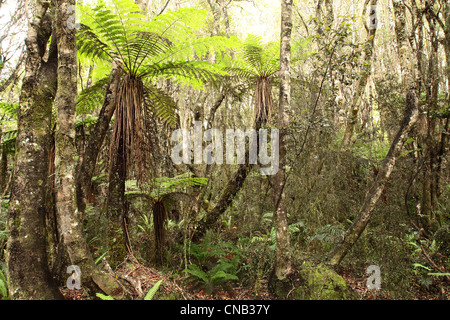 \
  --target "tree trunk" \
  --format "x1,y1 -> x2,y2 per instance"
273,0 -> 293,281
53,0 -> 98,295
328,88 -> 420,265
0,145 -> 7,193
75,61 -> 122,215
106,130 -> 129,267
6,1 -> 63,300
54,0 -> 125,299
342,0 -> 378,148
197,161 -> 252,237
